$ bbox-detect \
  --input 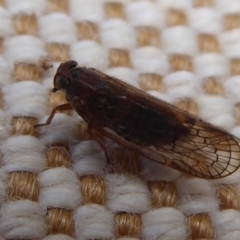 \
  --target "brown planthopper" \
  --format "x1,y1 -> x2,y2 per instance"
36,60 -> 240,179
